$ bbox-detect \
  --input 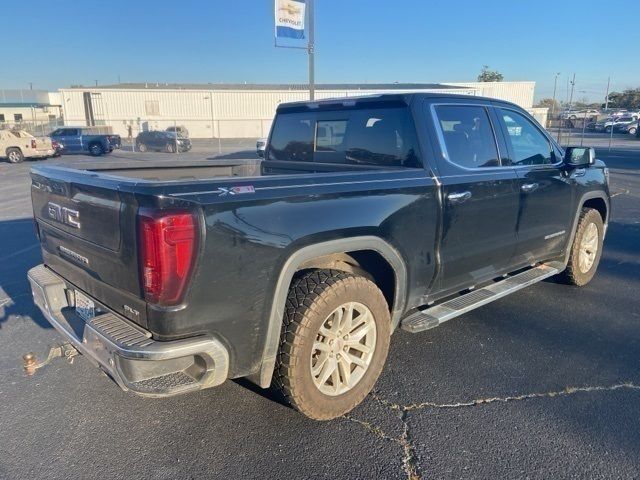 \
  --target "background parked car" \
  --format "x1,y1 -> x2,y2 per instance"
607,115 -> 637,133
562,109 -> 600,120
595,116 -> 636,133
620,121 -> 638,136
0,129 -> 56,163
136,130 -> 192,153
166,125 -> 189,138
49,127 -> 119,156
594,118 -> 612,132
51,140 -> 63,157
609,109 -> 630,117
256,138 -> 266,157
